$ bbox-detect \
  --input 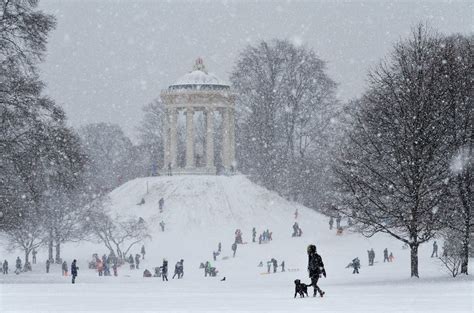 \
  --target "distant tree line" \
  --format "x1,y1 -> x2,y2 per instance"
0,1 -> 148,265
